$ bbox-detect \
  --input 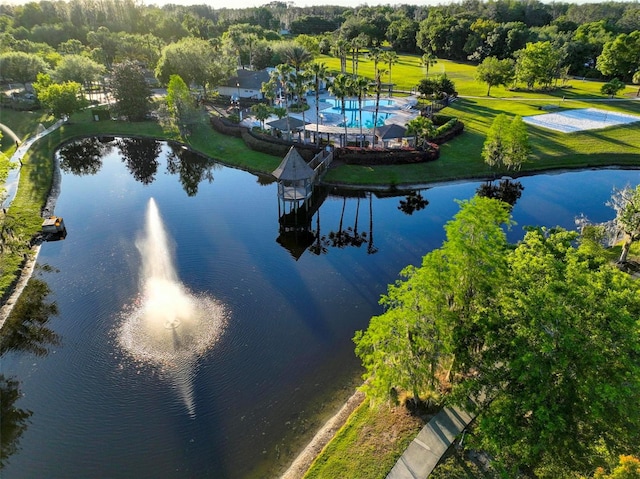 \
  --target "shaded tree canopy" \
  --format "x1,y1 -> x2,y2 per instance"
355,196 -> 640,476
110,60 -> 152,121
